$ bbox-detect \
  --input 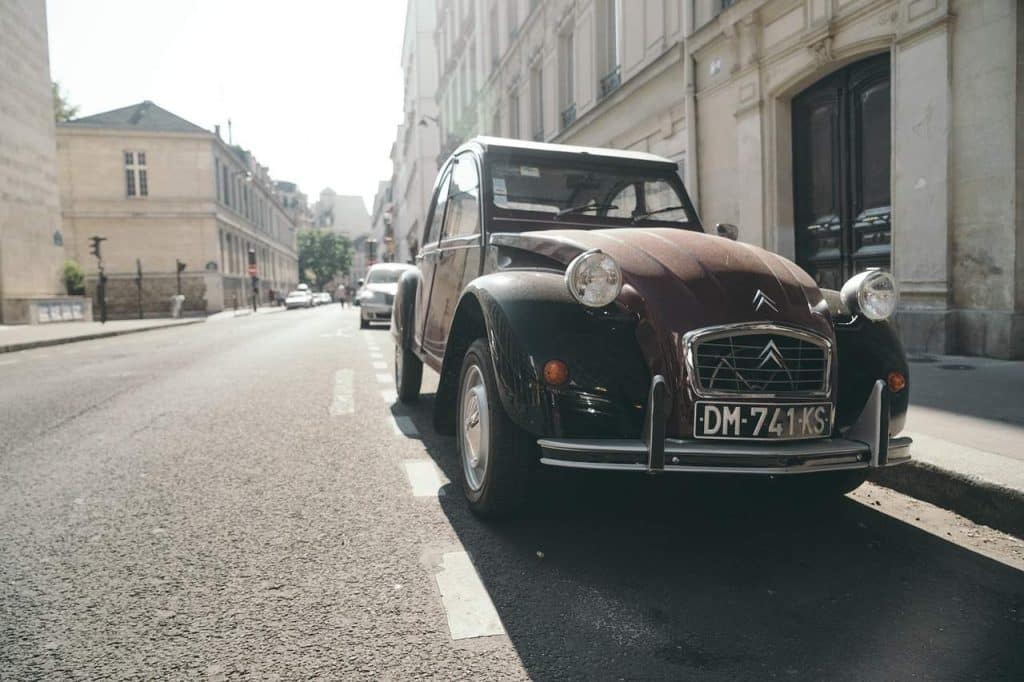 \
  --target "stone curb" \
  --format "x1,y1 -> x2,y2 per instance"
0,319 -> 205,354
870,461 -> 1024,539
